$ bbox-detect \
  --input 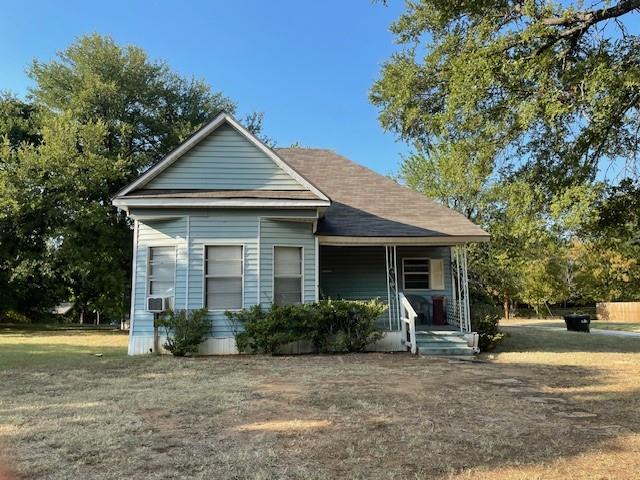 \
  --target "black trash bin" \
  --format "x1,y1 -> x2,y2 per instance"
563,314 -> 591,333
